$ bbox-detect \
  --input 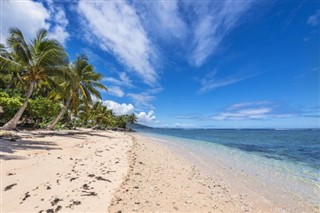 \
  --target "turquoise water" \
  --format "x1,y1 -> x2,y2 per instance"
135,128 -> 320,210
